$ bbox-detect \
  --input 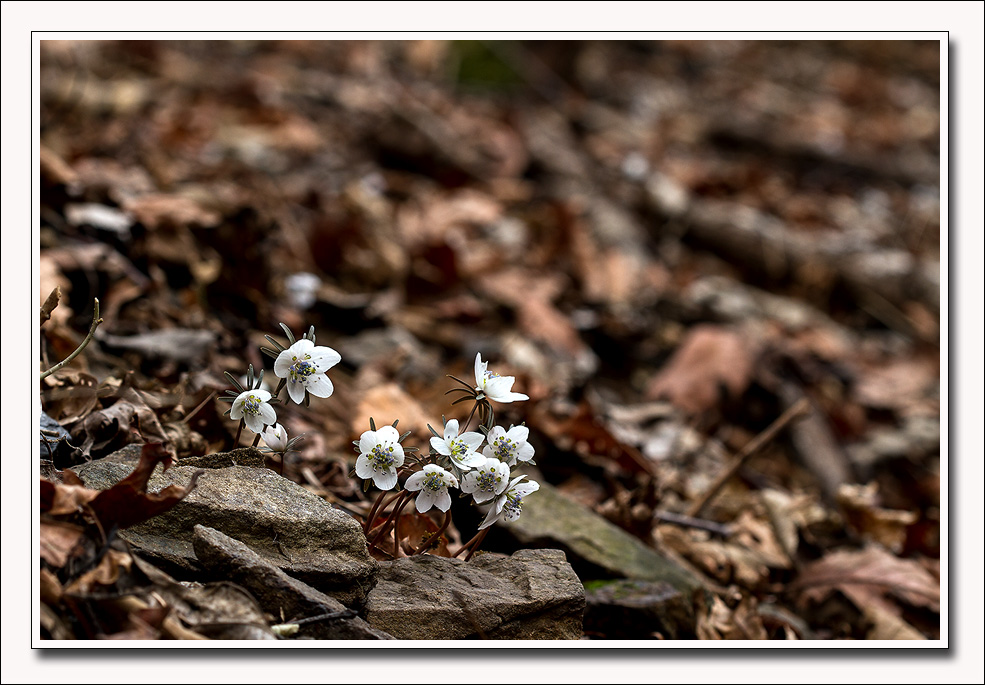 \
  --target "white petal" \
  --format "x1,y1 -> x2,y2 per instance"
506,475 -> 527,491
434,490 -> 452,512
485,426 -> 505,445
274,350 -> 293,378
483,376 -> 513,401
460,473 -> 478,494
286,377 -> 306,404
230,398 -> 244,420
404,470 -> 426,491
481,445 -> 495,460
359,430 -> 377,455
504,391 -> 529,402
291,339 -> 314,356
304,373 -> 334,398
355,455 -> 374,479
308,345 -> 341,371
443,419 -> 460,441
472,488 -> 496,504
252,389 -> 272,402
514,481 -> 540,498
390,443 -> 405,468
452,450 -> 485,470
431,436 -> 451,456
244,412 -> 264,433
515,443 -> 535,462
506,425 -> 529,443
373,469 -> 398,491
478,503 -> 502,530
258,402 -> 276,425
460,432 -> 484,451
376,425 -> 400,443
474,353 -> 485,387
415,490 -> 436,513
